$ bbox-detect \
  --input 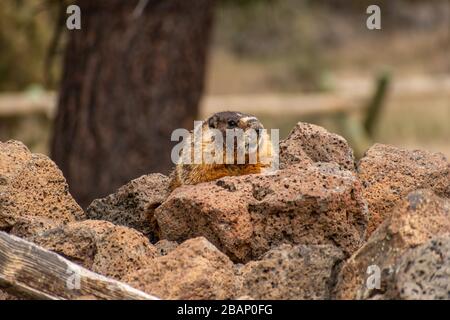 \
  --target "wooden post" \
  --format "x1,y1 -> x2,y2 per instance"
363,71 -> 391,138
335,112 -> 372,159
